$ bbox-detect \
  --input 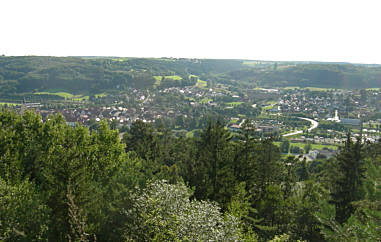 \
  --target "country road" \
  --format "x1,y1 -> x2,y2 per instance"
299,117 -> 318,132
282,117 -> 318,137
